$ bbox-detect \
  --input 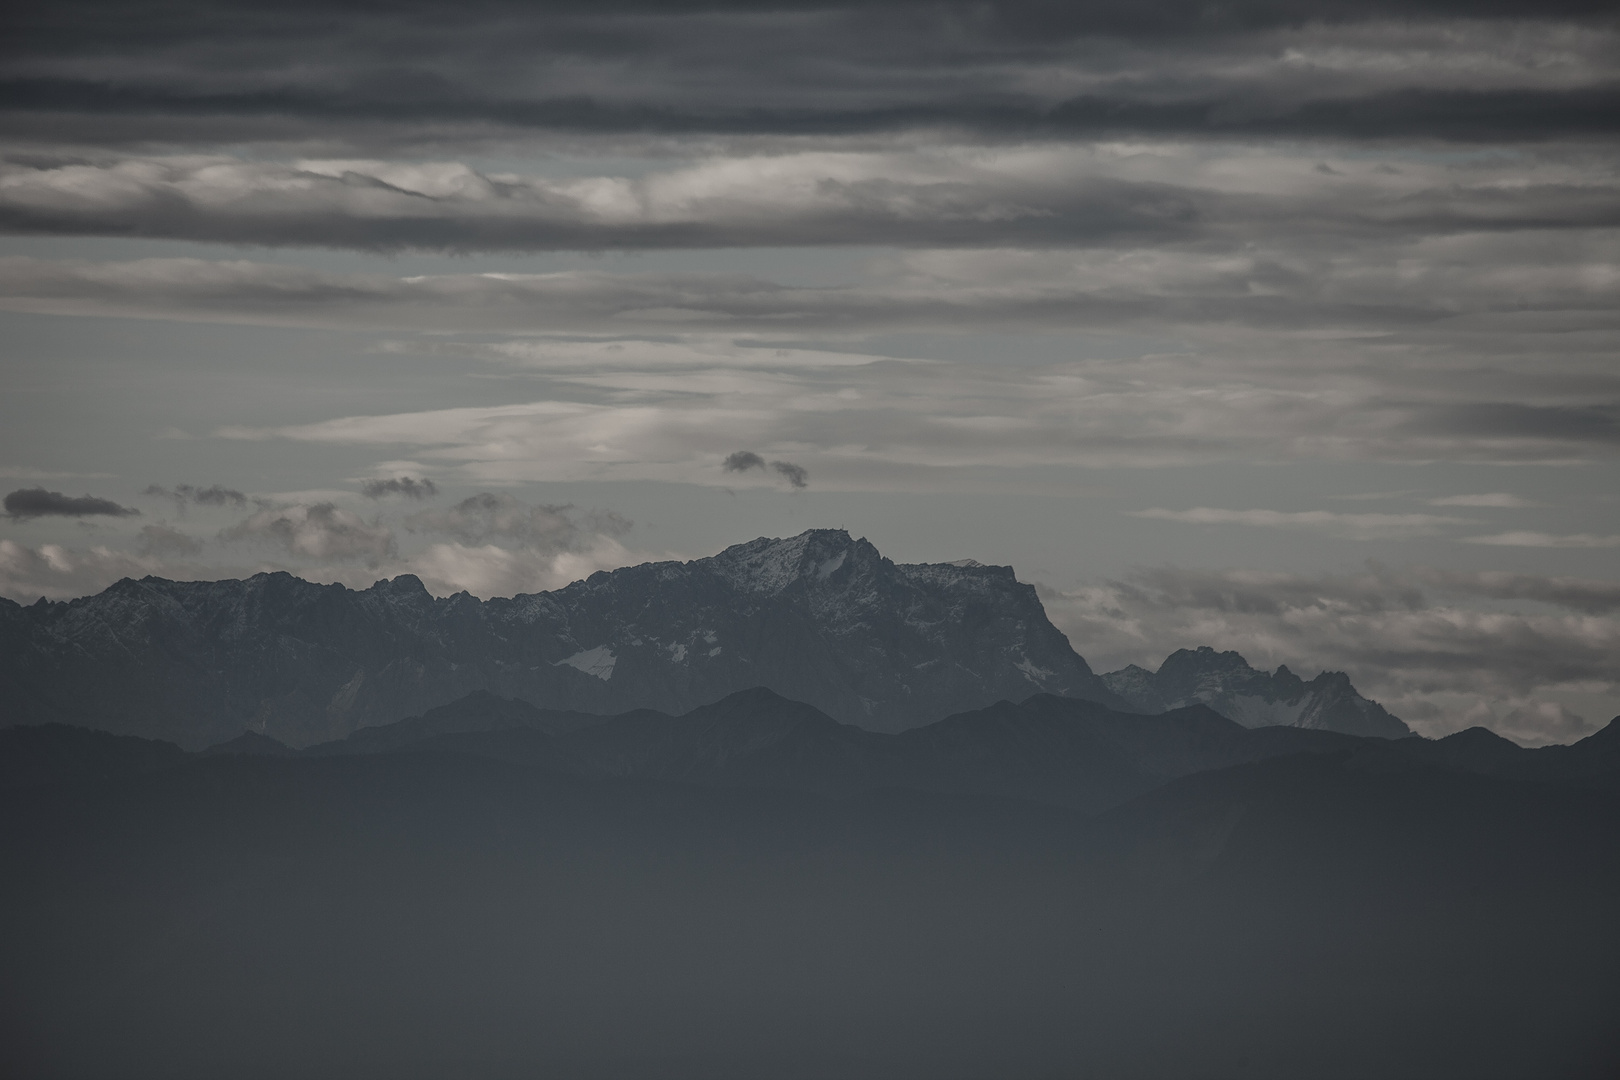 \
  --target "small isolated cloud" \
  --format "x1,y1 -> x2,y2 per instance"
143,484 -> 249,511
1126,507 -> 1469,540
361,476 -> 439,500
722,451 -> 808,489
771,461 -> 809,490
1464,531 -> 1620,548
138,524 -> 202,557
220,503 -> 394,563
1429,493 -> 1539,508
723,451 -> 766,473
4,488 -> 139,519
407,494 -> 631,553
